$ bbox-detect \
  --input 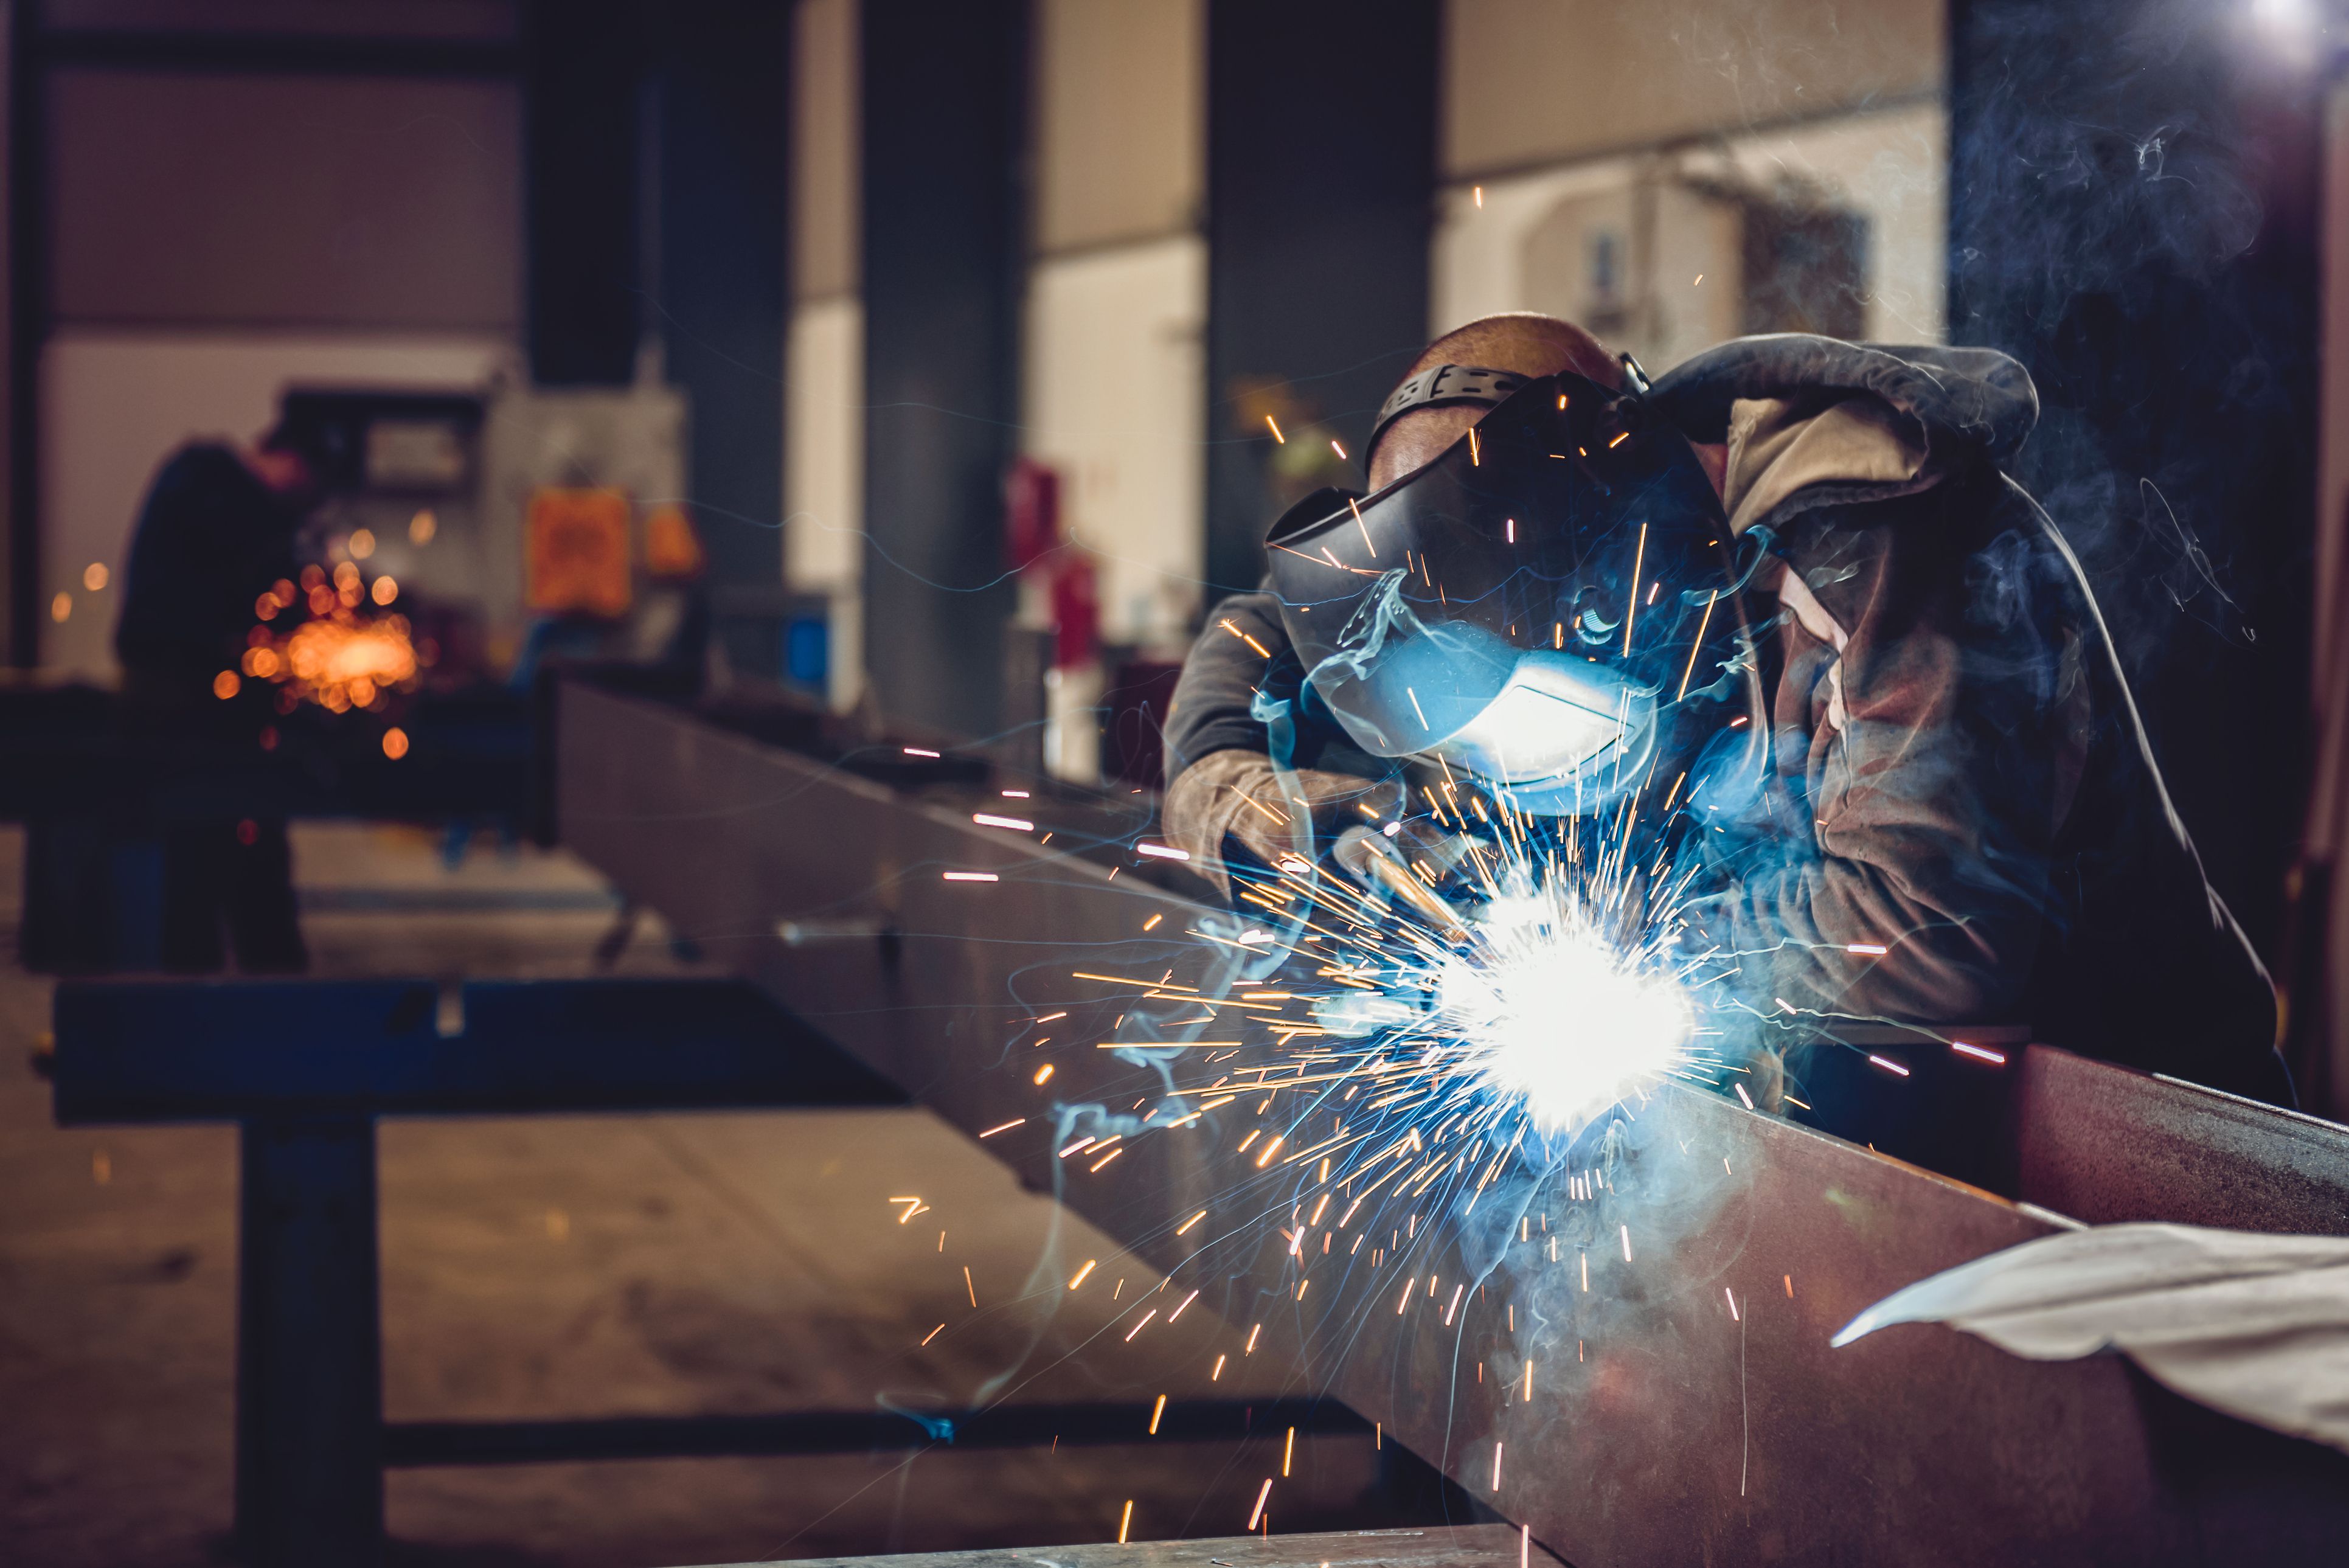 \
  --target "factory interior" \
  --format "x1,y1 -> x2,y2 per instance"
7,1 -> 2349,1565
